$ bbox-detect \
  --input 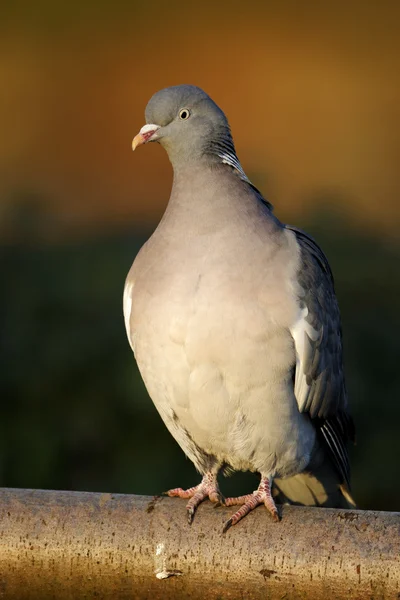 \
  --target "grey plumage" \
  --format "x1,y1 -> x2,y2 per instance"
125,85 -> 355,528
286,225 -> 355,487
